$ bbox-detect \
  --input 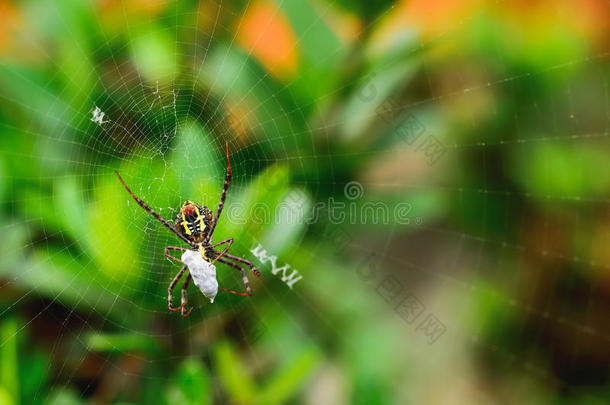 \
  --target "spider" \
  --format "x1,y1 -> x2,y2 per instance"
115,141 -> 260,317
